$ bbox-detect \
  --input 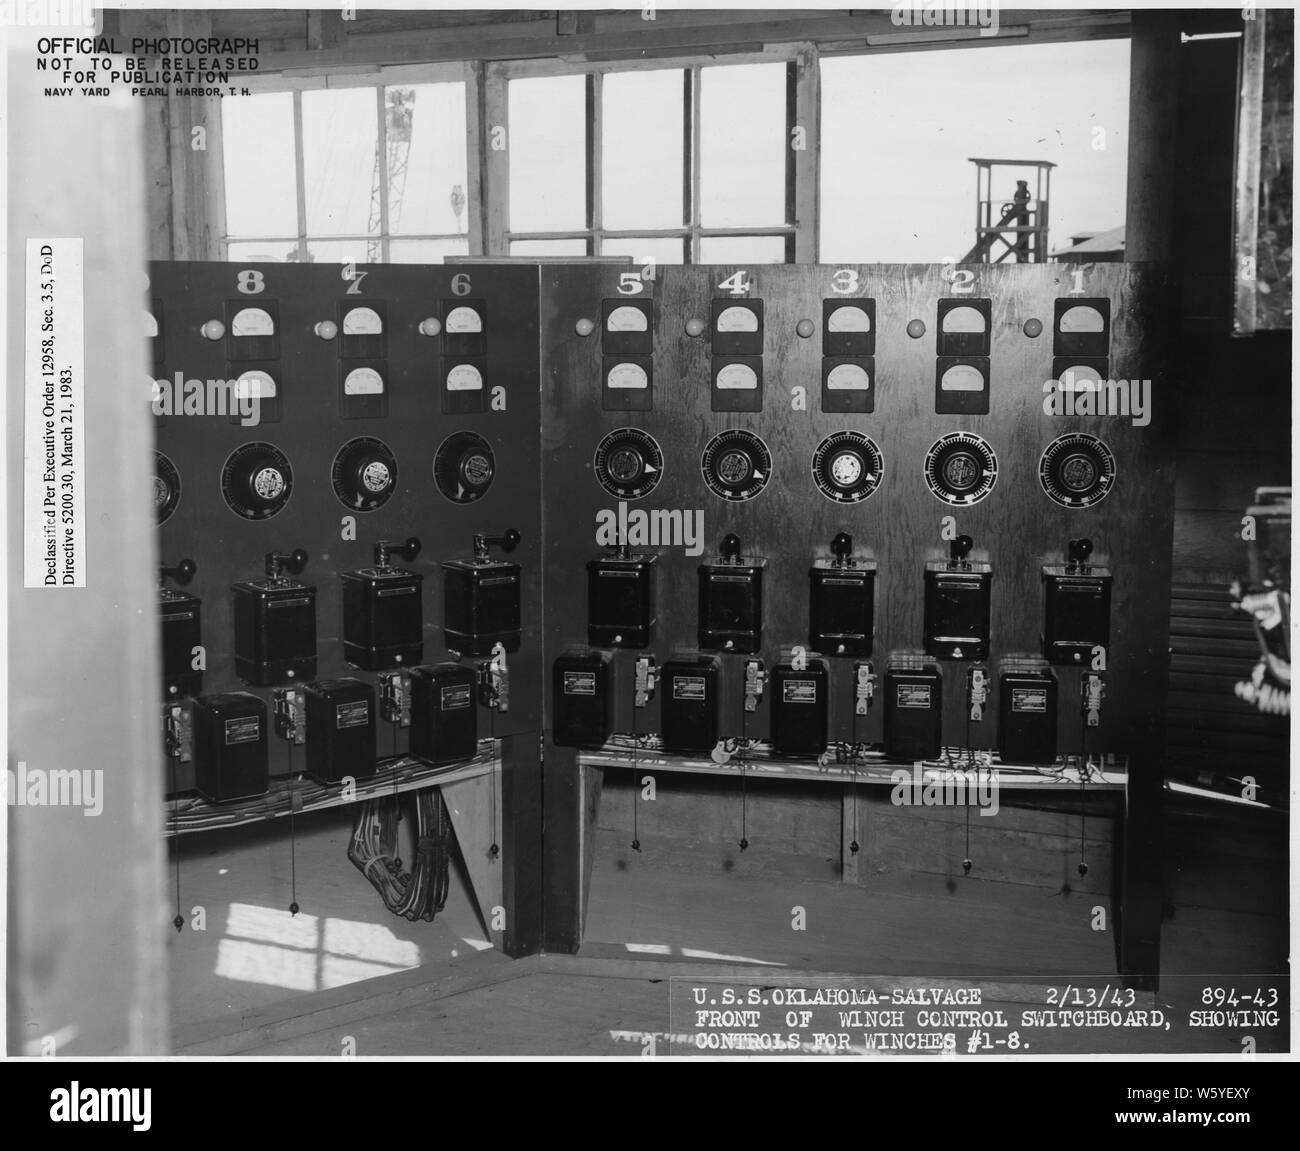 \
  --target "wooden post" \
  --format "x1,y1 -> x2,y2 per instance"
1125,10 -> 1182,262
6,37 -> 168,1055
